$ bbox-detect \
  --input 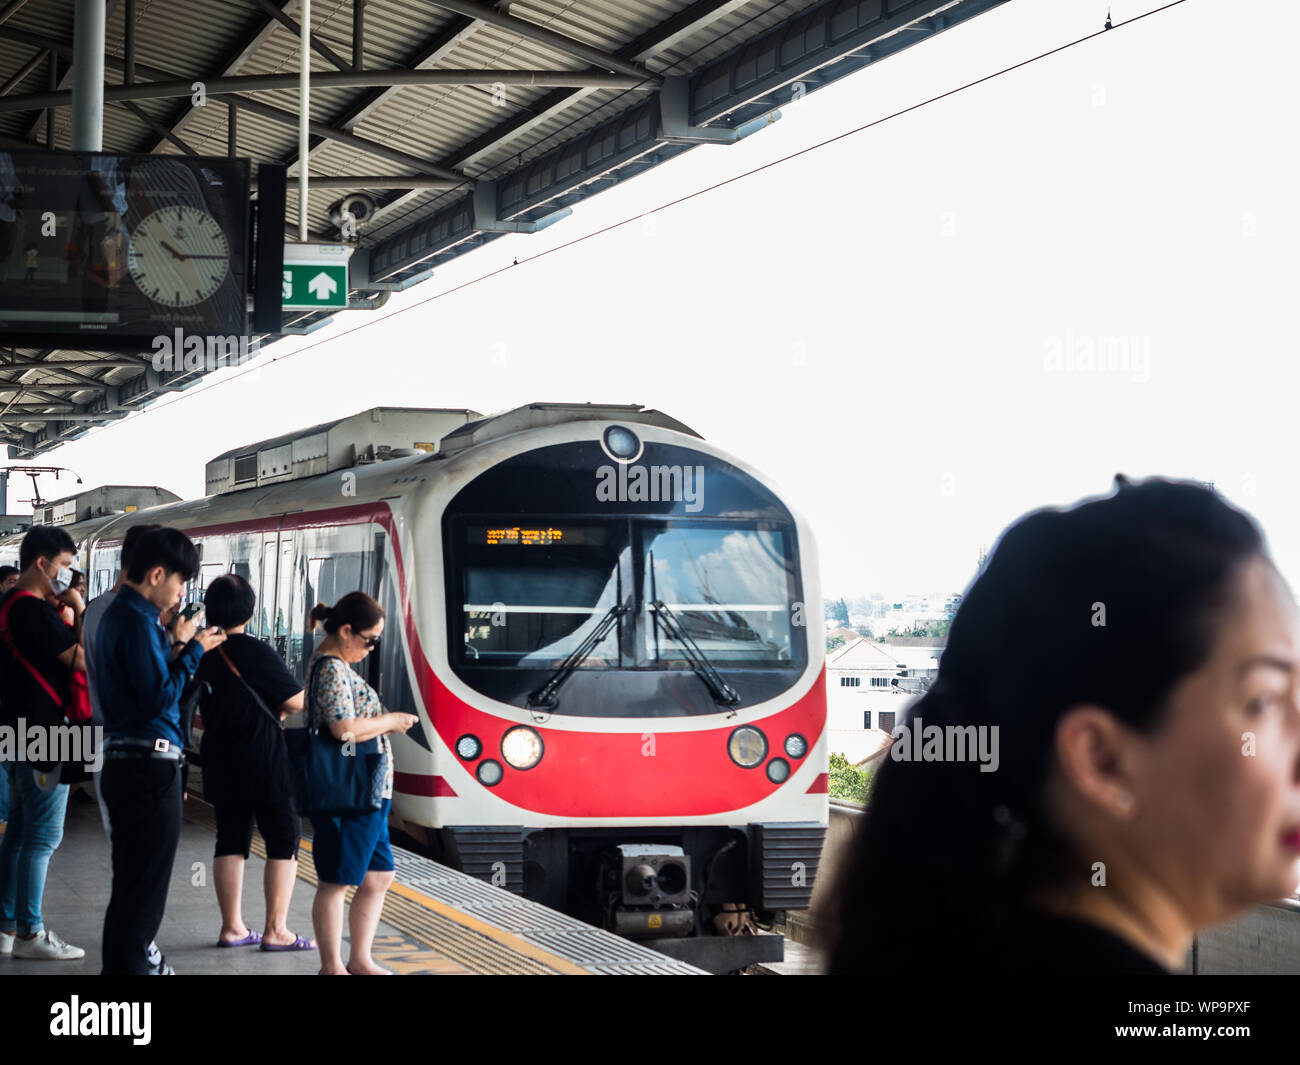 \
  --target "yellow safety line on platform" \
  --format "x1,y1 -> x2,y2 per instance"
294,837 -> 591,977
